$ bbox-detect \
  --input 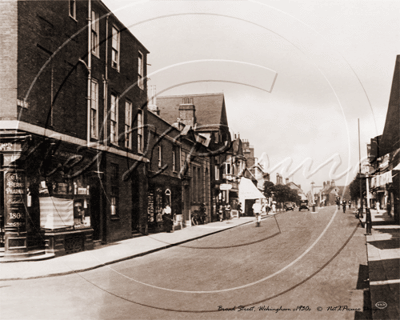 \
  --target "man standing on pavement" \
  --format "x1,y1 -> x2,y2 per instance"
253,199 -> 262,227
342,200 -> 347,213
